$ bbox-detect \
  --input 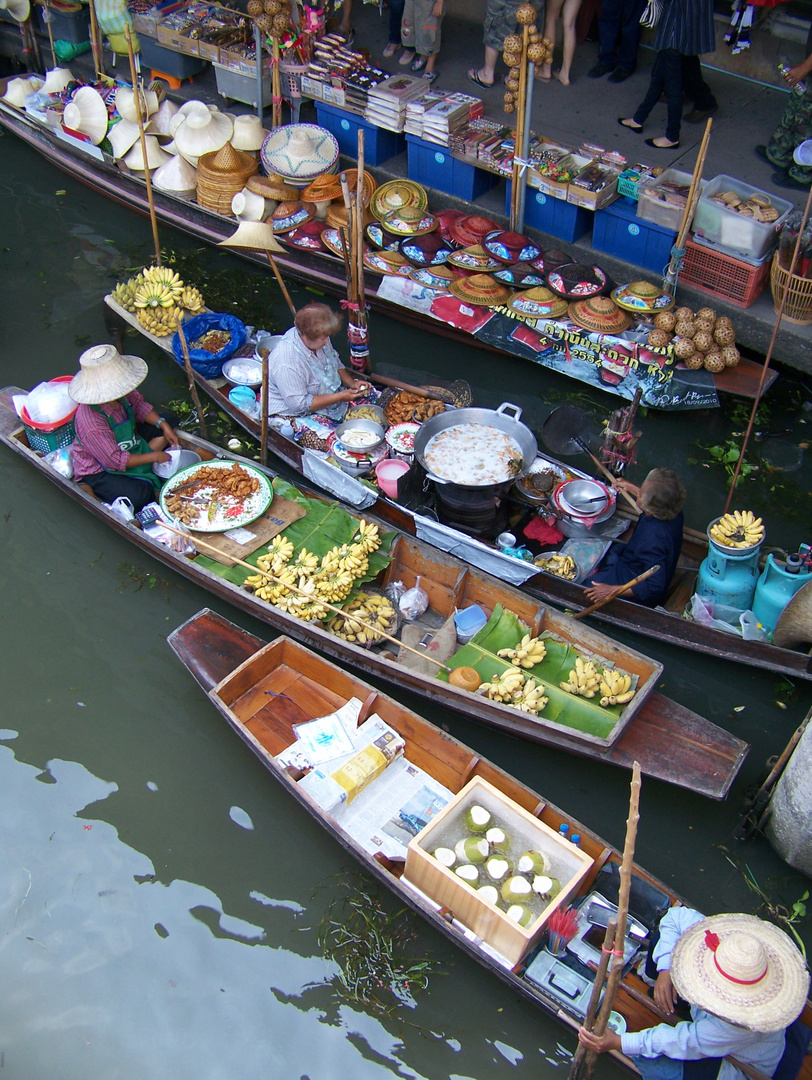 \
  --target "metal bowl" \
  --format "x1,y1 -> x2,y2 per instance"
556,479 -> 609,517
222,356 -> 263,387
152,448 -> 201,479
334,417 -> 386,453
345,403 -> 386,427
